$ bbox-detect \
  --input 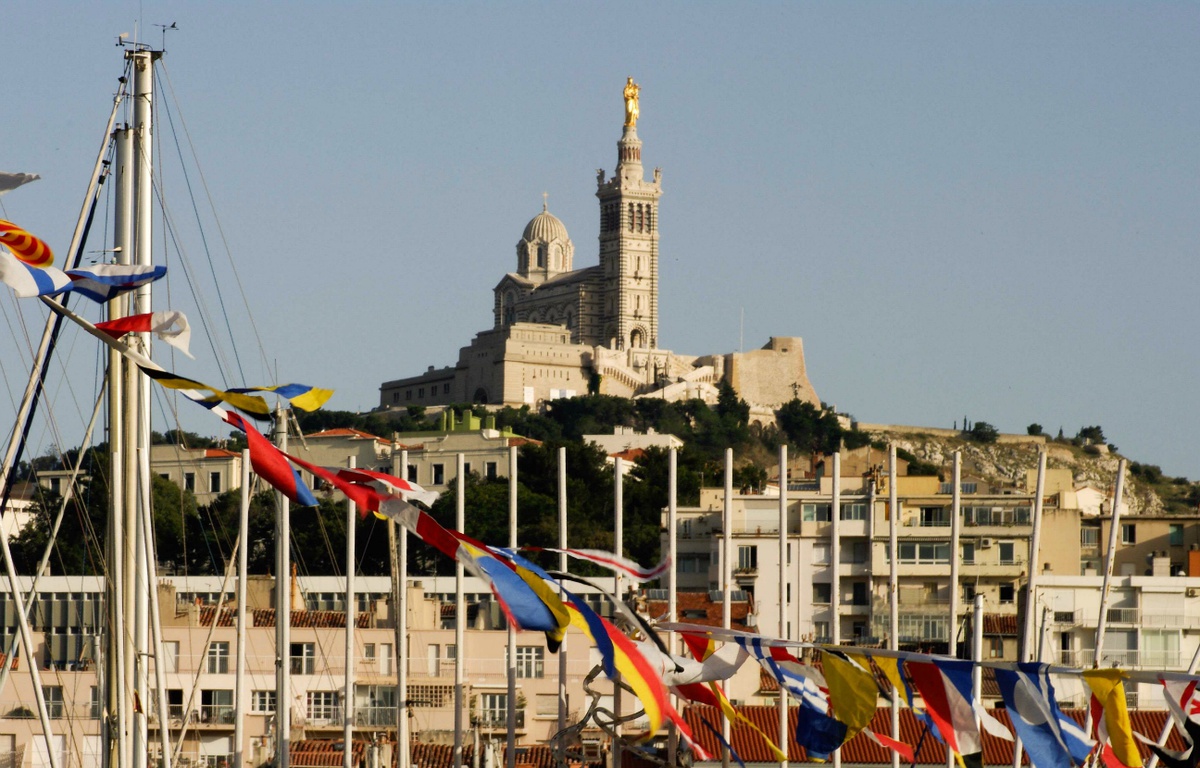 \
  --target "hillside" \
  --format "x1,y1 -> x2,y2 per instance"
859,424 -> 1200,517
